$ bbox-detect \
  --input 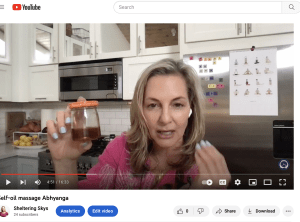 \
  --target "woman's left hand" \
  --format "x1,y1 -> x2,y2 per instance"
191,140 -> 231,189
